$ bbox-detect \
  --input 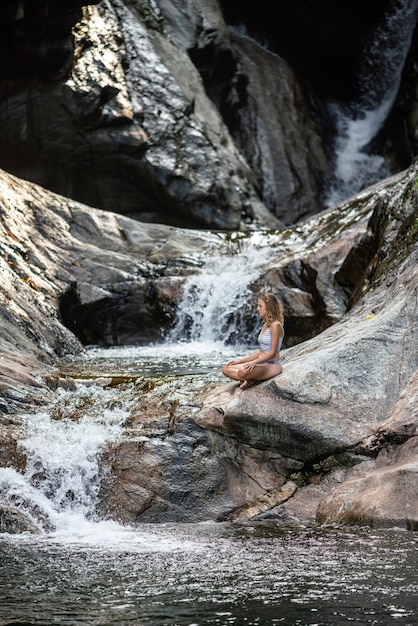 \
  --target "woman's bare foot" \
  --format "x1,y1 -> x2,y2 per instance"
239,380 -> 257,390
